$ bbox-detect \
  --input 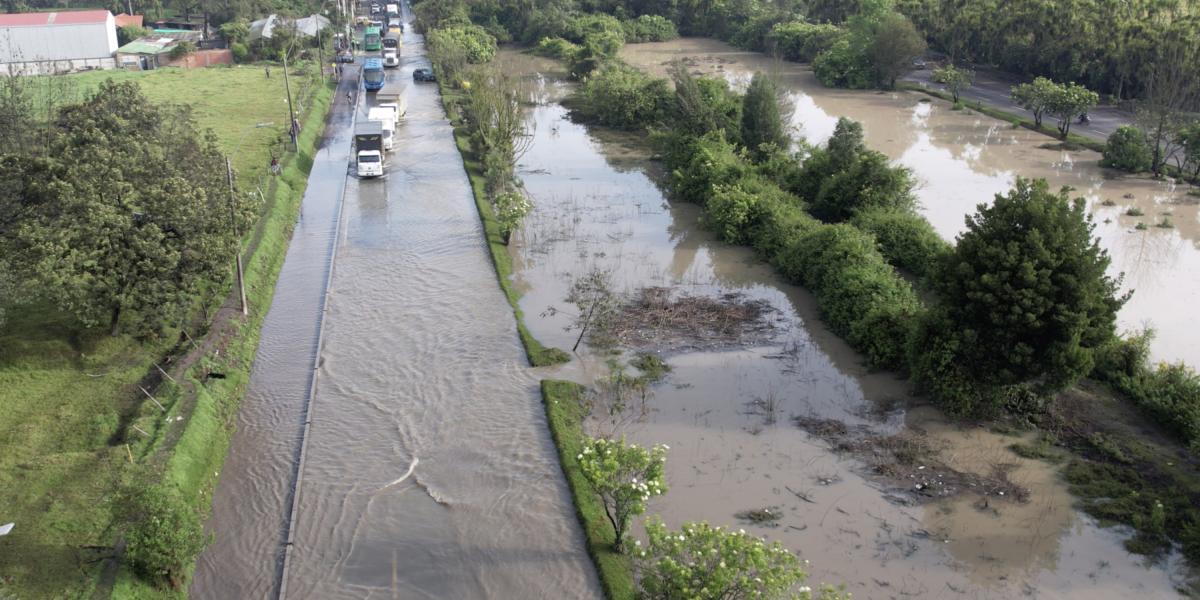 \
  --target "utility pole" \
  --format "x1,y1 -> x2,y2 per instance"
225,157 -> 248,316
281,47 -> 297,151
